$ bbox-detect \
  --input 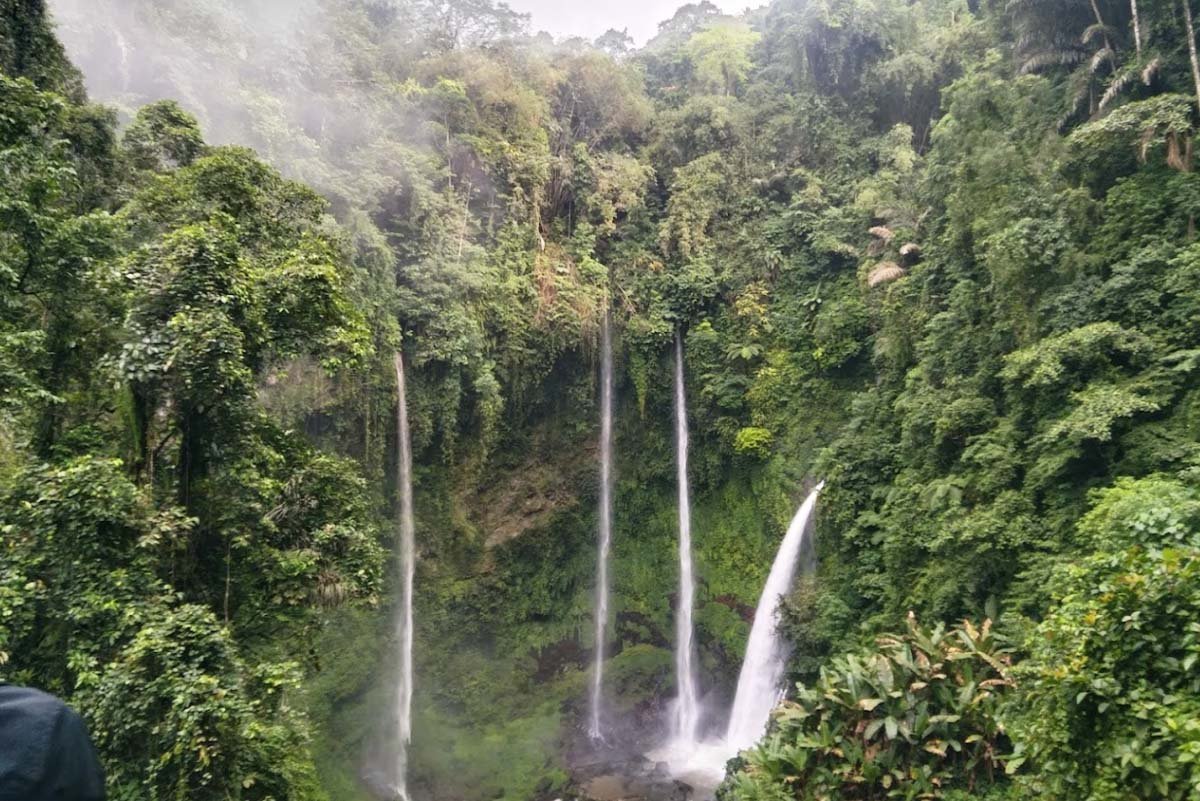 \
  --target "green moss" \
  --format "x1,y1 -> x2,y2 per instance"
607,643 -> 673,700
304,607 -> 391,801
694,476 -> 776,605
695,601 -> 749,666
413,697 -> 567,801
